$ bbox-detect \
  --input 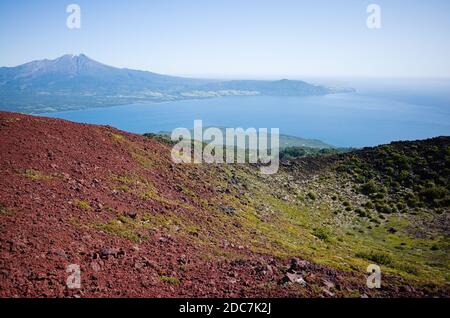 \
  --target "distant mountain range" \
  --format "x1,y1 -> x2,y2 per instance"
0,54 -> 354,113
